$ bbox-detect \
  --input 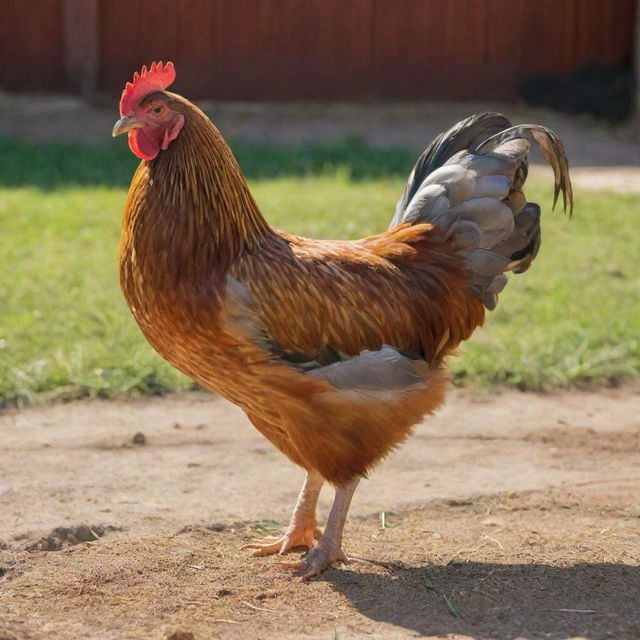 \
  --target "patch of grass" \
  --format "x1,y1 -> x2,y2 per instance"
0,137 -> 413,189
1,138 -> 638,406
250,519 -> 281,535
